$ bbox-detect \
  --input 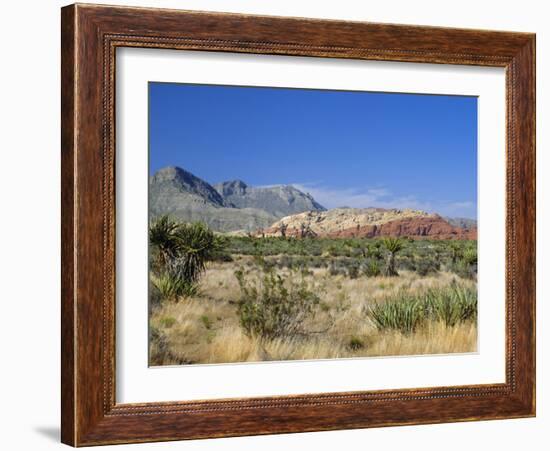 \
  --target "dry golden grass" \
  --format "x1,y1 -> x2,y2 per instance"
149,260 -> 477,365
